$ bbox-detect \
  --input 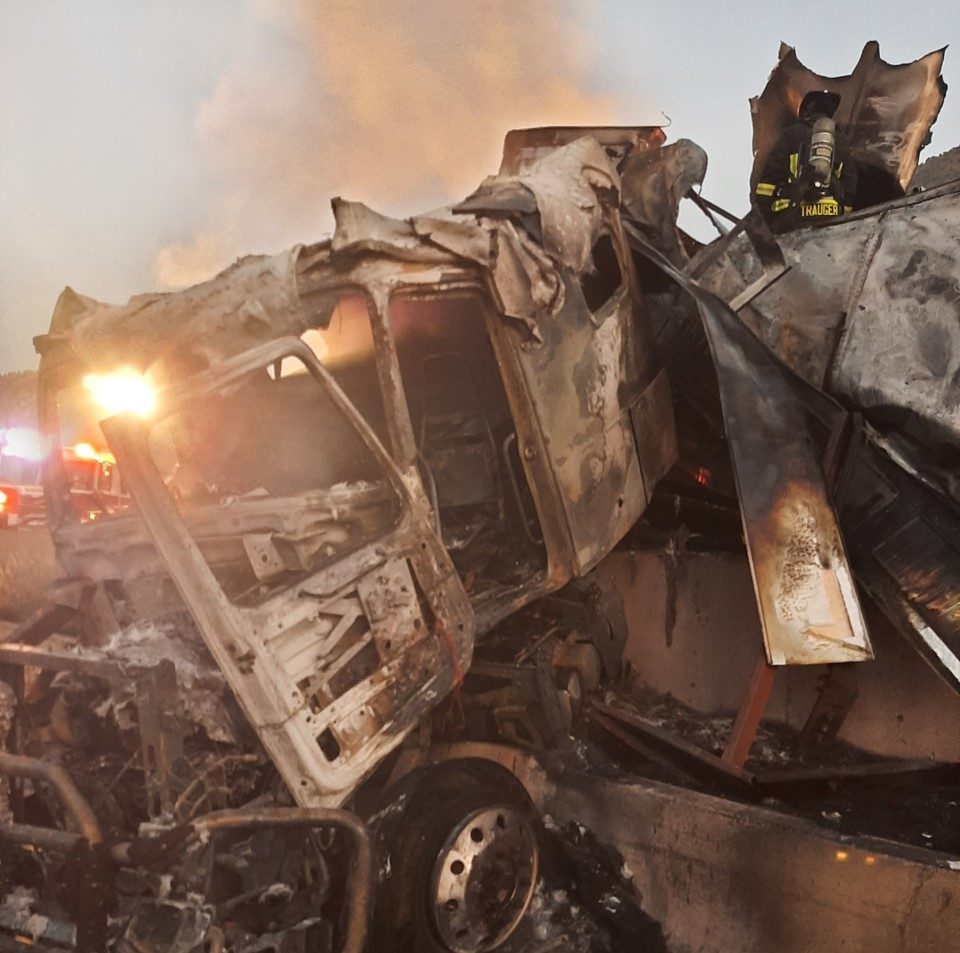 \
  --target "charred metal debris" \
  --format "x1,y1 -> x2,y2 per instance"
1,41 -> 959,953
